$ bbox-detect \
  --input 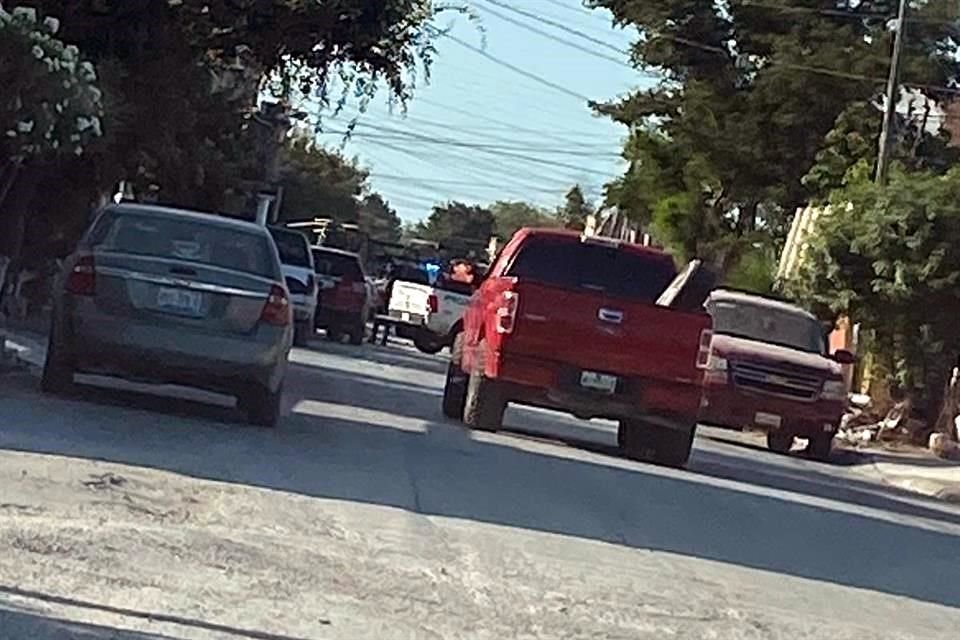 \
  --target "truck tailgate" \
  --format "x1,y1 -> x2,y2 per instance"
388,281 -> 432,320
505,280 -> 709,385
